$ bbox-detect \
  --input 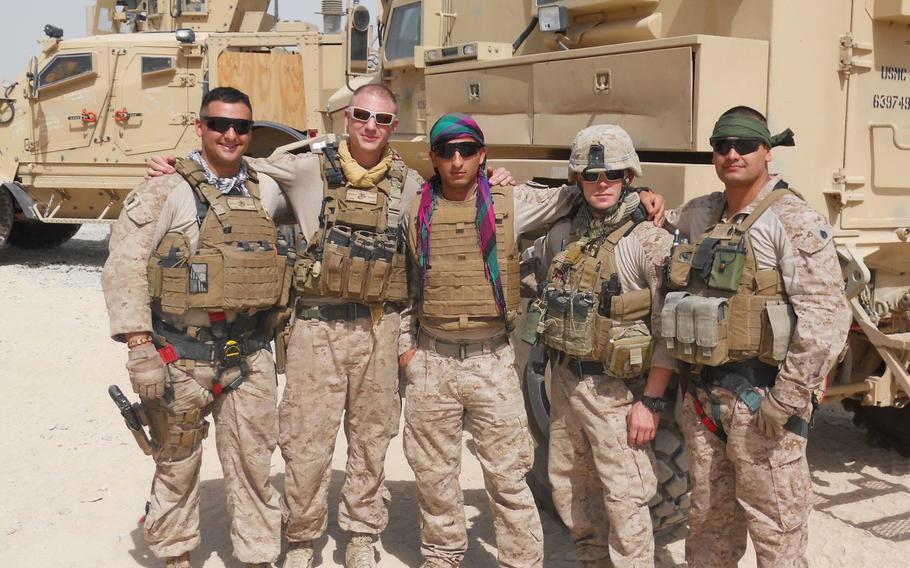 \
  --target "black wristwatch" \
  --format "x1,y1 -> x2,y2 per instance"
640,395 -> 666,414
